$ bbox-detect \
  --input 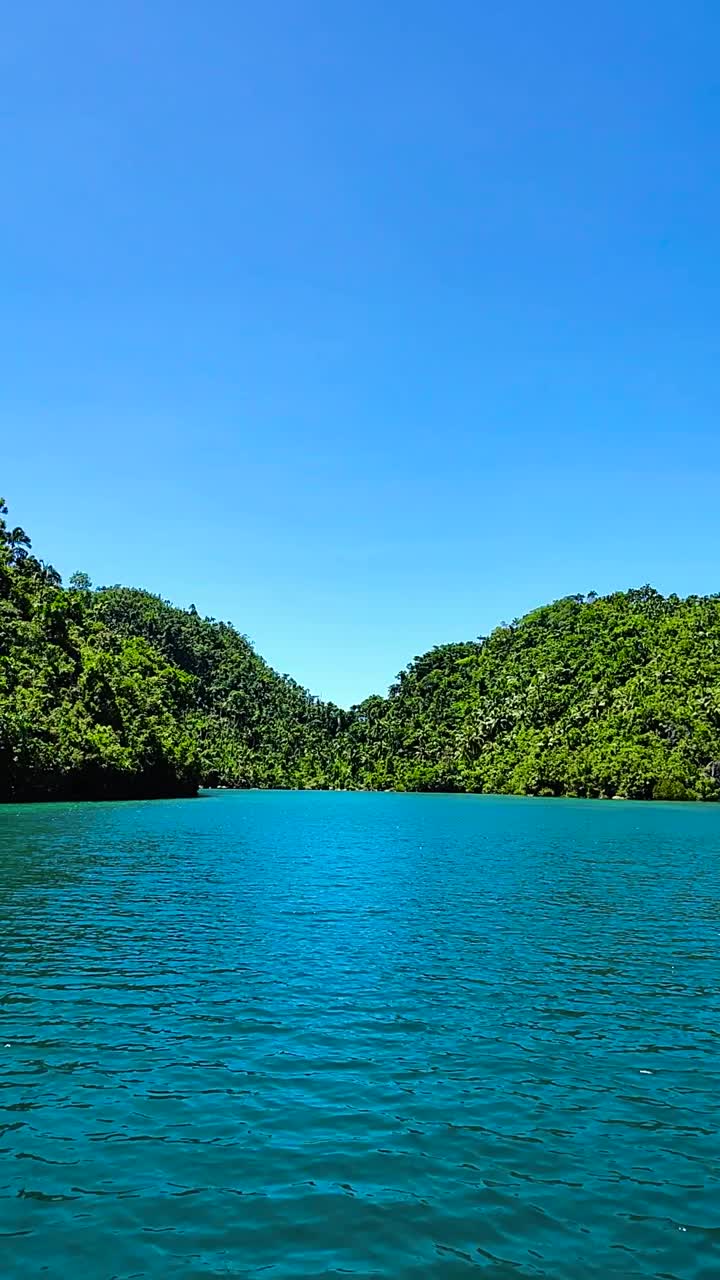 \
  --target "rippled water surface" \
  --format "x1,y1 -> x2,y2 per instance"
1,792 -> 719,1278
